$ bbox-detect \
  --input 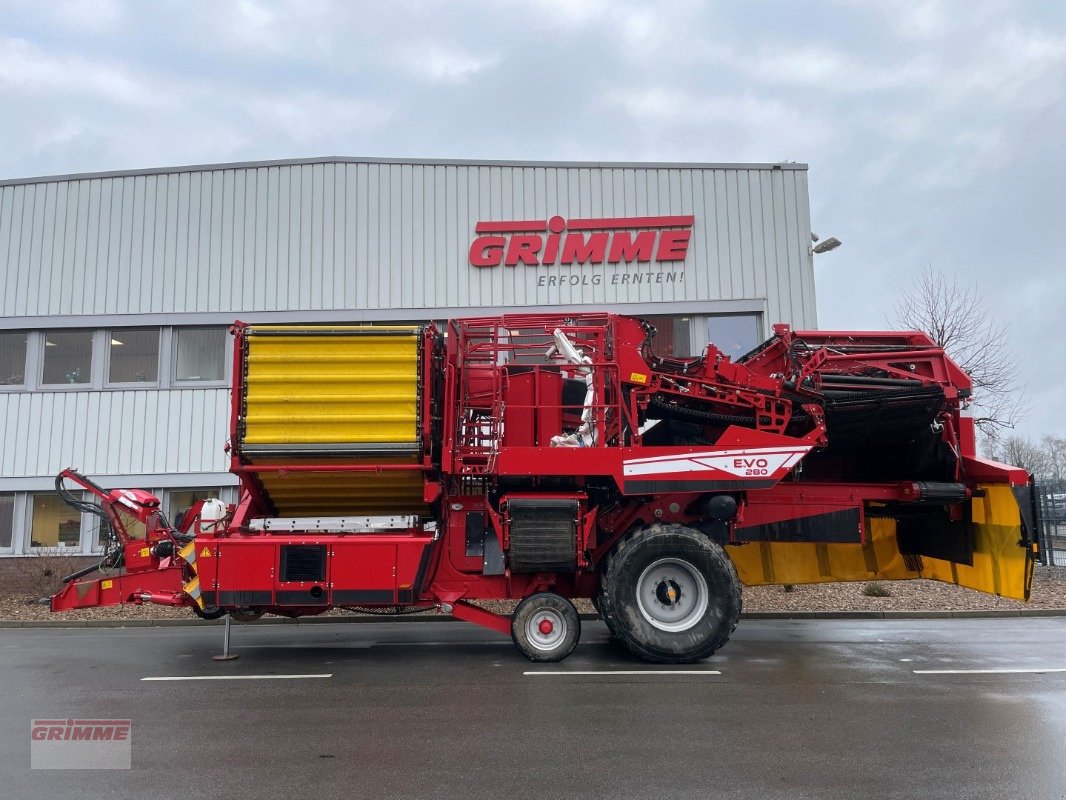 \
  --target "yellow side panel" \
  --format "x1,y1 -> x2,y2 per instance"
242,327 -> 420,446
728,484 -> 1033,601
728,518 -> 918,586
917,484 -> 1033,601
